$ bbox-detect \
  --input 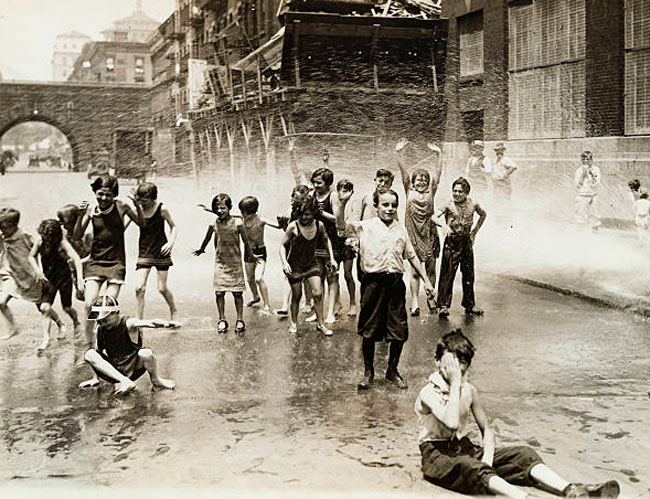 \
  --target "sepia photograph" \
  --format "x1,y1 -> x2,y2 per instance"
0,0 -> 648,497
